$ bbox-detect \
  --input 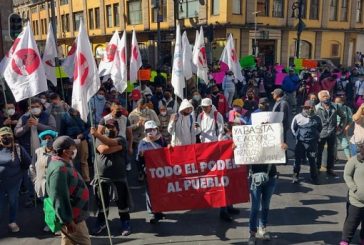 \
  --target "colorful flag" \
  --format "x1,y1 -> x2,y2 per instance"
3,22 -> 48,101
171,24 -> 185,99
42,23 -> 58,86
98,31 -> 119,76
219,34 -> 244,81
192,26 -> 208,84
130,30 -> 142,83
111,31 -> 128,93
71,20 -> 100,122
182,31 -> 193,80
